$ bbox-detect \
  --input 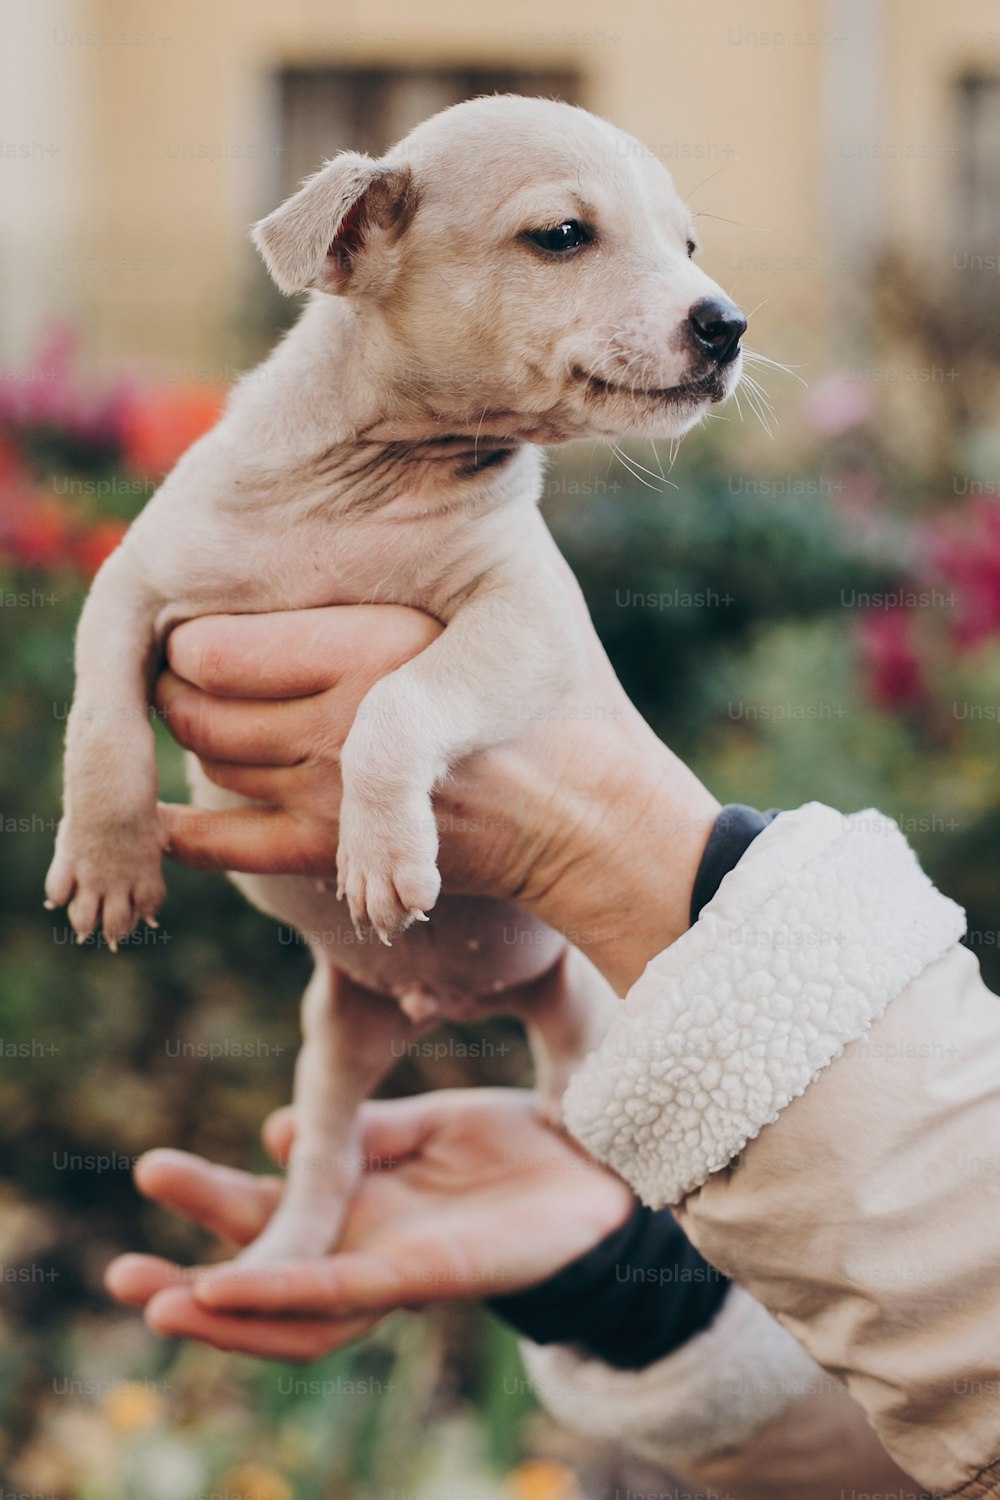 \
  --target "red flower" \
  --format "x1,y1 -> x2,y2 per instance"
120,384 -> 226,477
72,519 -> 127,575
928,499 -> 1000,649
0,490 -> 75,571
0,454 -> 127,575
858,608 -> 926,709
0,436 -> 21,484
